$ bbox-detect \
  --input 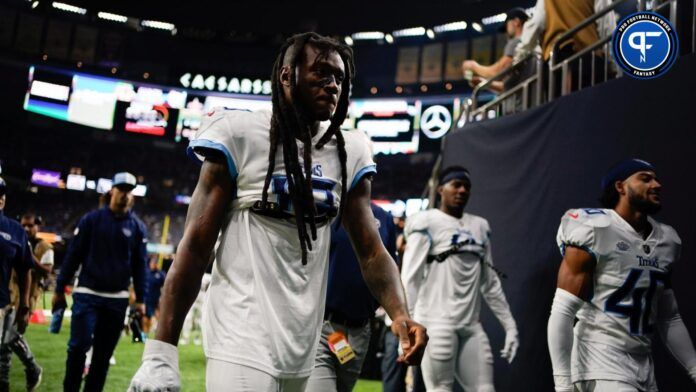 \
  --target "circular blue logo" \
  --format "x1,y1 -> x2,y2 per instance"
612,12 -> 678,79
